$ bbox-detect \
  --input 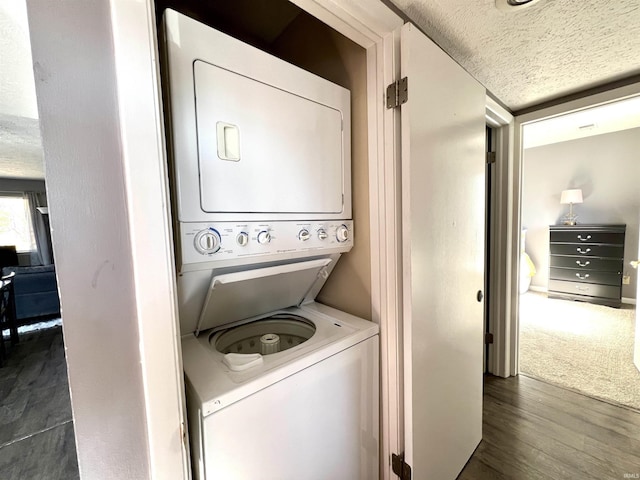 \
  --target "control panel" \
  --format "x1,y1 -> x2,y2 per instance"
180,220 -> 354,267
